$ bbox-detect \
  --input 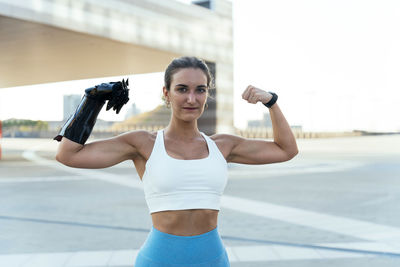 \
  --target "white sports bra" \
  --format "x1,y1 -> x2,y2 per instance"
141,129 -> 228,214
